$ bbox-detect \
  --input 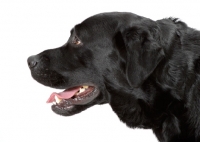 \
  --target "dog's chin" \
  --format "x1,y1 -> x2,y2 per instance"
51,102 -> 94,116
